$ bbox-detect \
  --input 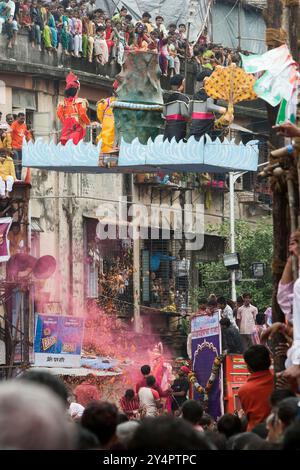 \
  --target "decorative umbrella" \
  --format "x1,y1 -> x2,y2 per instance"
204,63 -> 257,128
